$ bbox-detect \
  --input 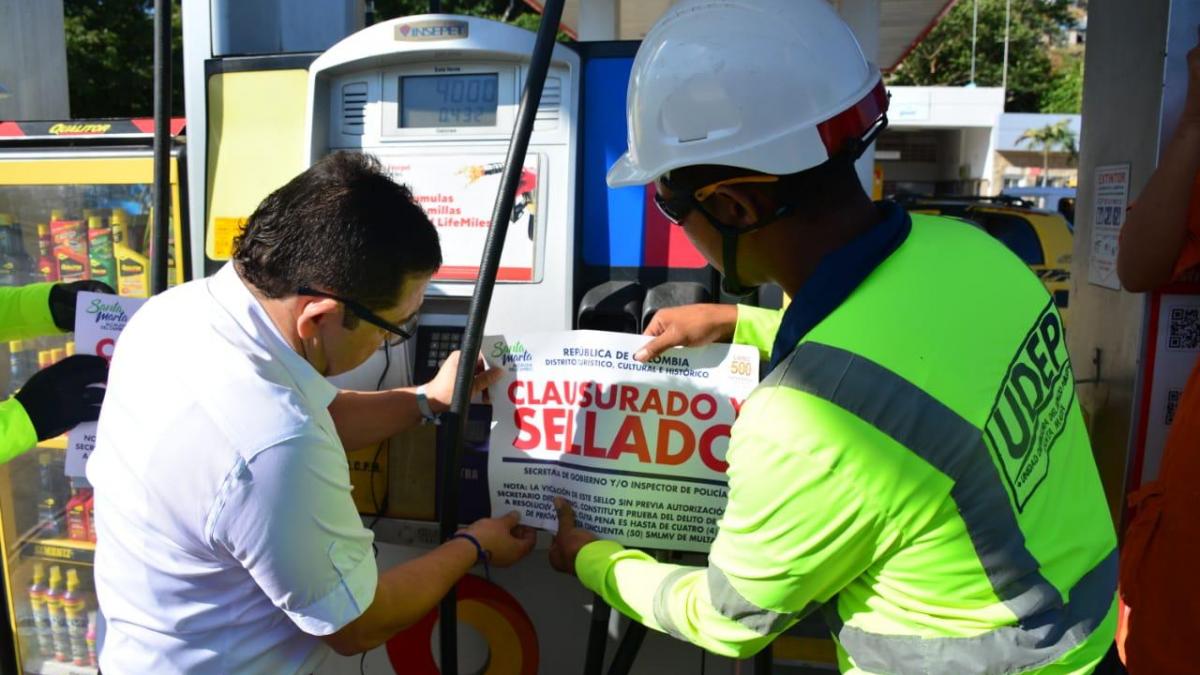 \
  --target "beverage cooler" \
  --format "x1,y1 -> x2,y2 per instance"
0,119 -> 189,674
